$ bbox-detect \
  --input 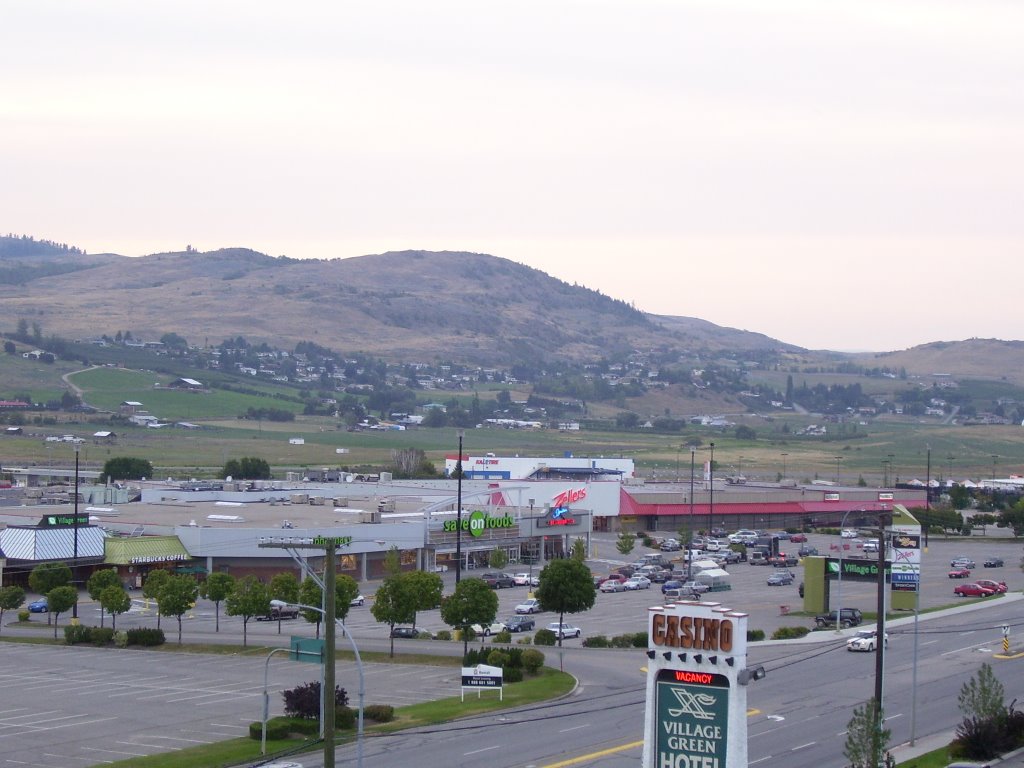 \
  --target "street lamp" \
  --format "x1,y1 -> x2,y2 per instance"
72,443 -> 80,621
834,455 -> 842,484
781,452 -> 788,481
455,429 -> 465,584
887,453 -> 895,485
708,442 -> 715,536
991,454 -> 998,481
688,447 -> 695,581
